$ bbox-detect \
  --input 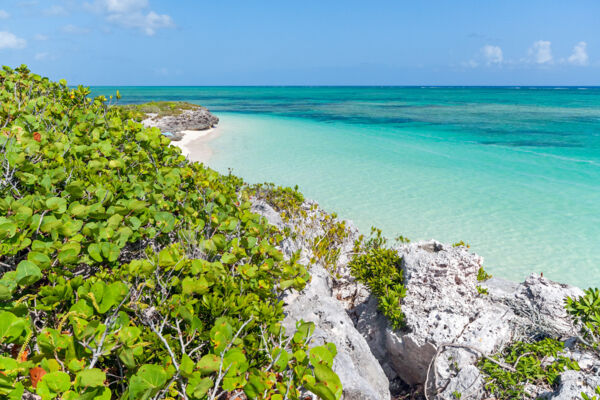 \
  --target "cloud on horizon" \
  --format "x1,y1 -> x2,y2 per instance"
0,31 -> 27,49
568,41 -> 589,66
482,44 -> 503,65
85,0 -> 174,36
529,40 -> 553,64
